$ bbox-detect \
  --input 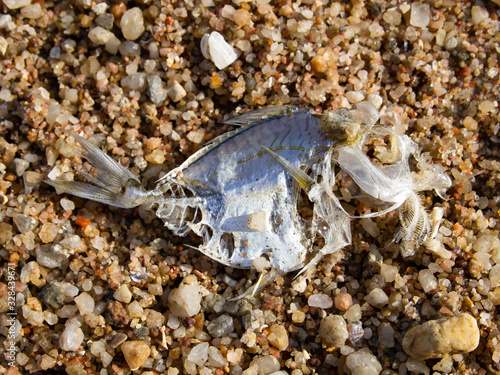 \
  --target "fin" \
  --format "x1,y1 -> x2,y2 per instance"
45,132 -> 148,209
261,145 -> 315,192
223,105 -> 299,127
